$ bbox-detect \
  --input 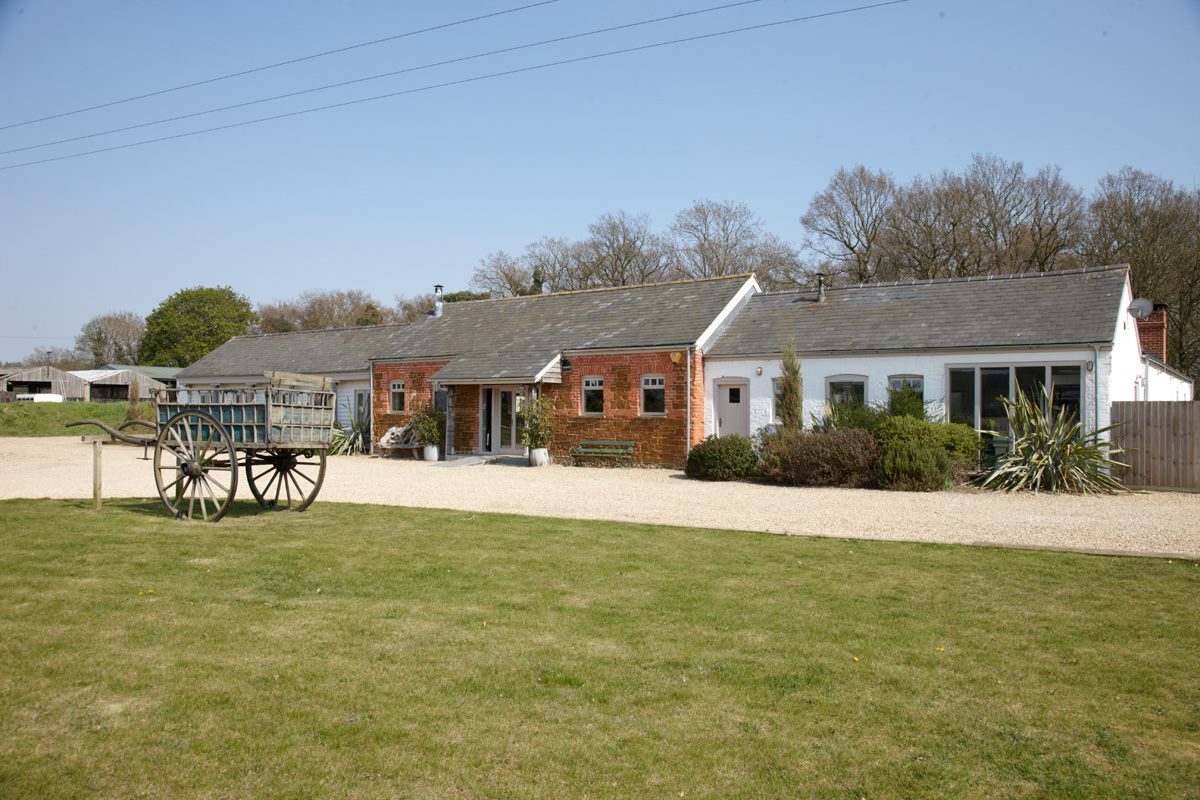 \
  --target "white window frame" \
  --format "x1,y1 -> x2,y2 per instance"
581,376 -> 604,416
640,374 -> 666,416
826,374 -> 868,405
389,380 -> 405,413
